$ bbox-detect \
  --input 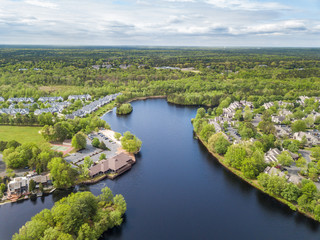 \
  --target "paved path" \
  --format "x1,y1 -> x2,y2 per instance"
298,150 -> 311,163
